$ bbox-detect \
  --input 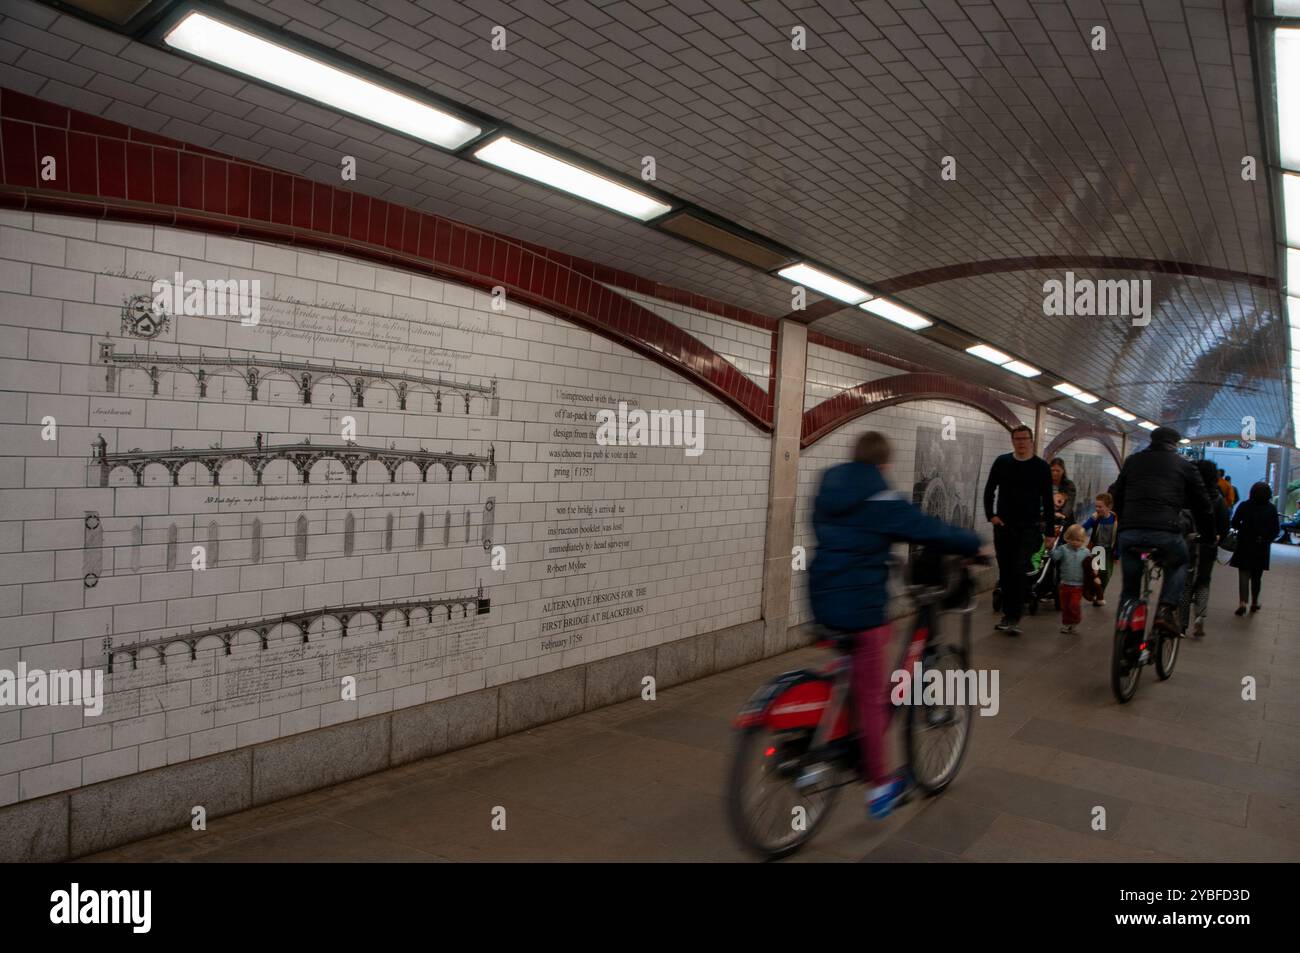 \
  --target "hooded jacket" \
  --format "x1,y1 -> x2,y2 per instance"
1110,436 -> 1213,538
808,461 -> 982,631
